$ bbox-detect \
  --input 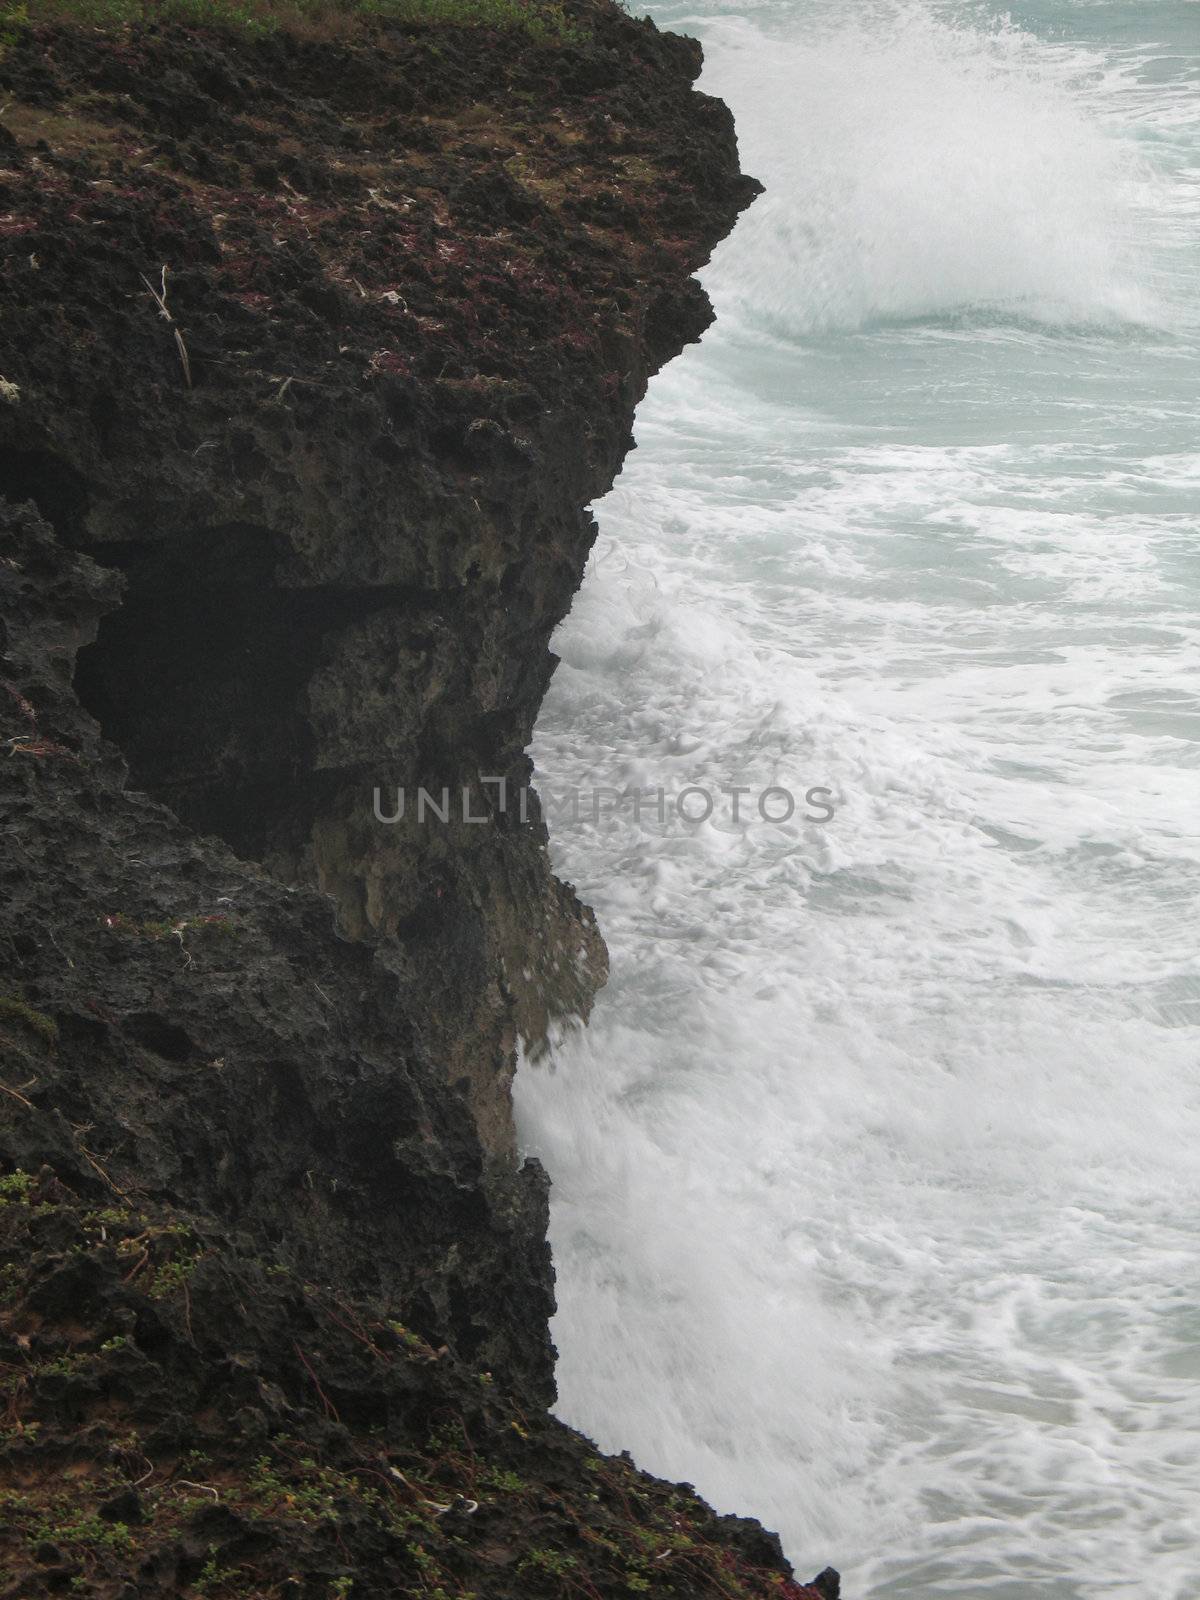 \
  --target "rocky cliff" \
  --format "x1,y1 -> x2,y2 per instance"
0,4 -> 838,1595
